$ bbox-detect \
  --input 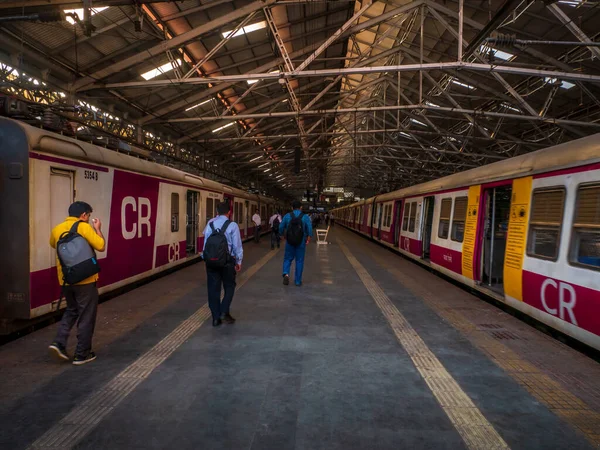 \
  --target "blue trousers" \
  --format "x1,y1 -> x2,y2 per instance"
283,242 -> 306,285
